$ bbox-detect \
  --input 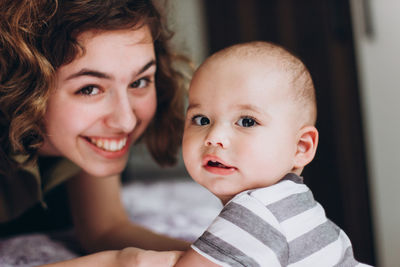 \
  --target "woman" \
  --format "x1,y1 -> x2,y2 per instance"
0,0 -> 189,265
